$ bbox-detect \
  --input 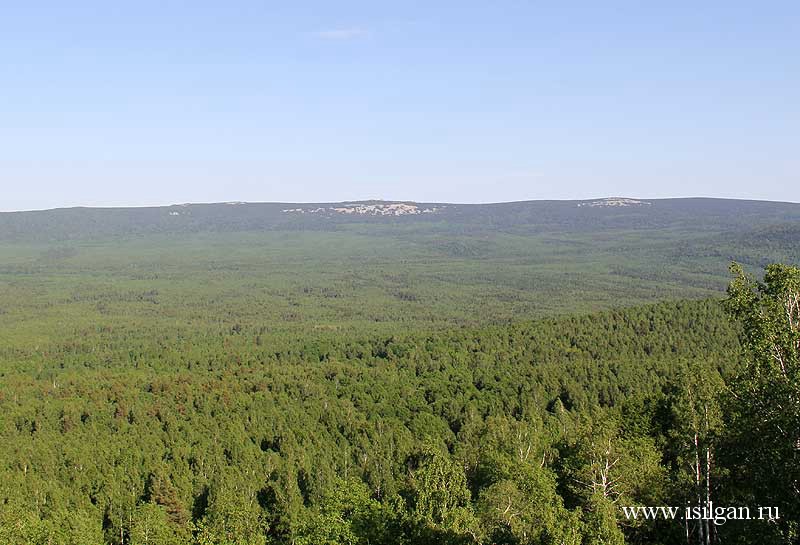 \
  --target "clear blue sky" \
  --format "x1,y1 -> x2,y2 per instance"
2,1 -> 798,210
